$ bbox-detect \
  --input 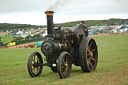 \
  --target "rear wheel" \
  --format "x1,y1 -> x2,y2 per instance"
57,52 -> 72,79
74,24 -> 85,45
79,37 -> 98,72
27,52 -> 43,77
